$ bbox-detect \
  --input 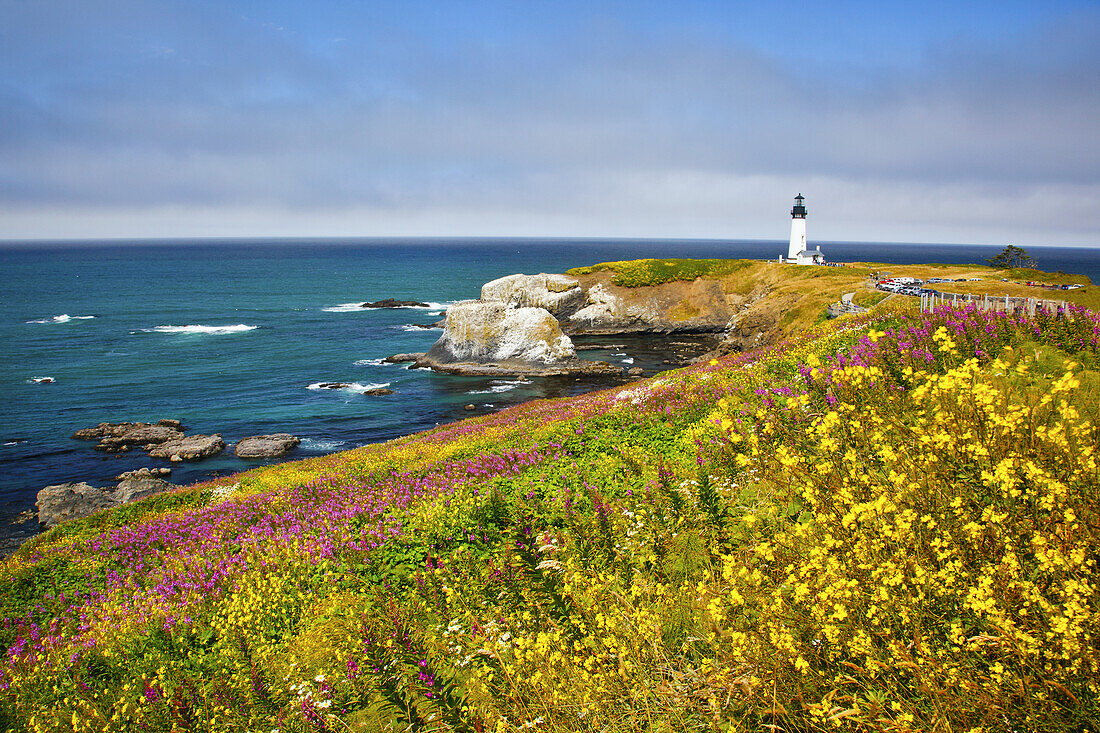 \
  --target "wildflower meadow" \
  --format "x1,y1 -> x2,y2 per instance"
2,300 -> 1098,732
